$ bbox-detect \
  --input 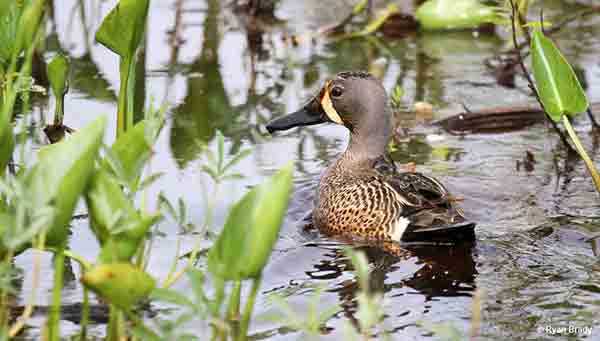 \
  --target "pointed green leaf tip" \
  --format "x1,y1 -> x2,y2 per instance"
95,0 -> 150,58
47,54 -> 69,98
82,263 -> 155,310
531,29 -> 588,122
208,163 -> 294,280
